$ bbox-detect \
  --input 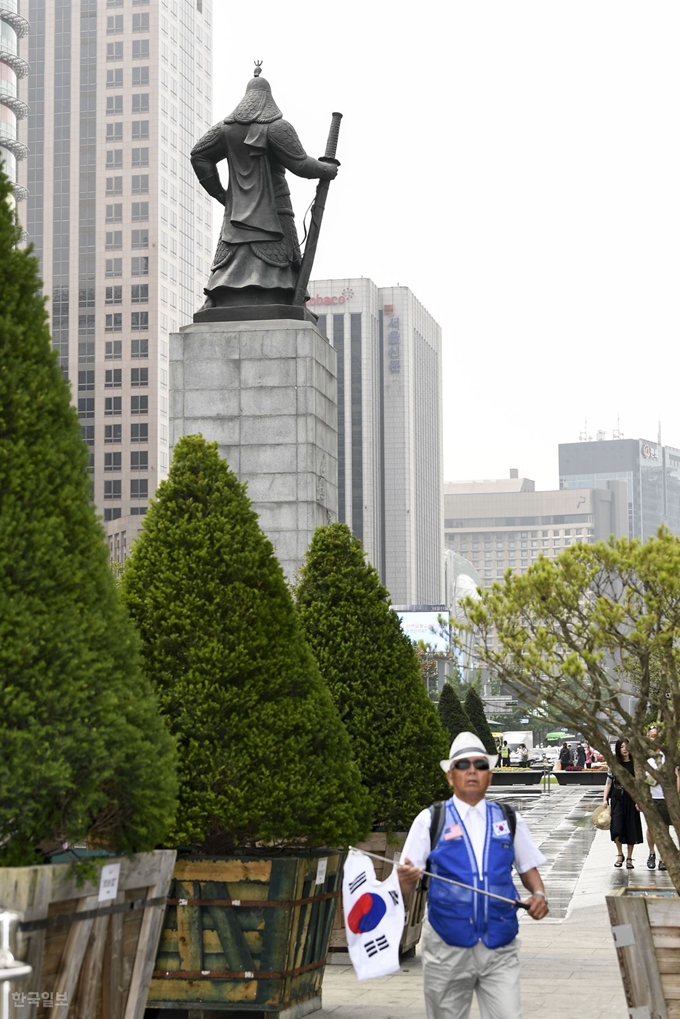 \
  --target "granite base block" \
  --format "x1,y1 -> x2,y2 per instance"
170,319 -> 338,581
